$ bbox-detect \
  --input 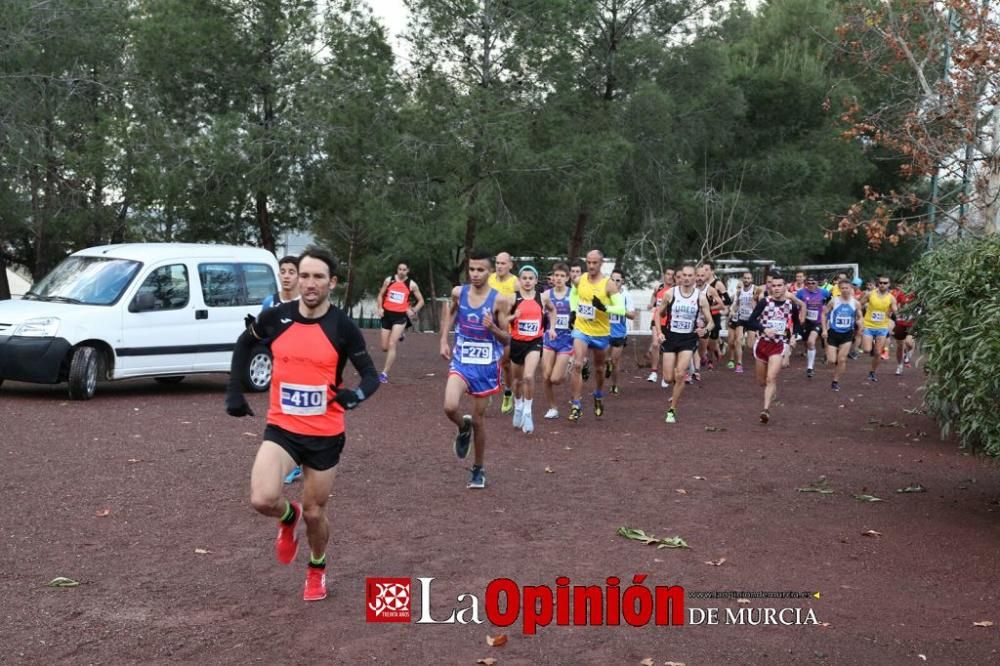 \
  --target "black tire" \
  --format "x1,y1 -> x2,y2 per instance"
154,376 -> 185,385
243,345 -> 272,392
67,346 -> 100,400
